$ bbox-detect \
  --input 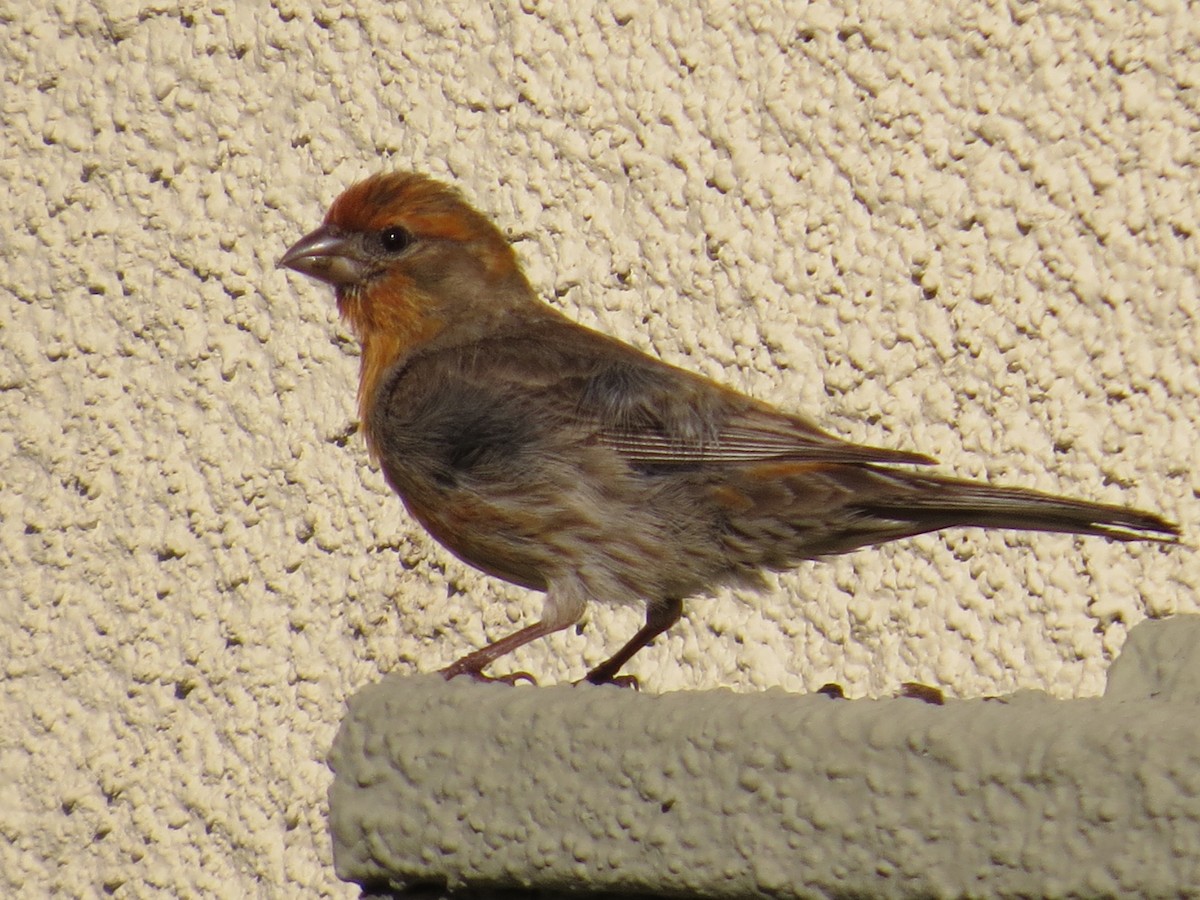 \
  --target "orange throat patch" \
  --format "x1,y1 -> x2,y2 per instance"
338,285 -> 444,462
